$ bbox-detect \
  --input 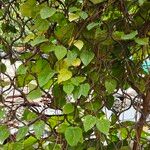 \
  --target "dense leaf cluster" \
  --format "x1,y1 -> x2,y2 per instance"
0,0 -> 150,149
